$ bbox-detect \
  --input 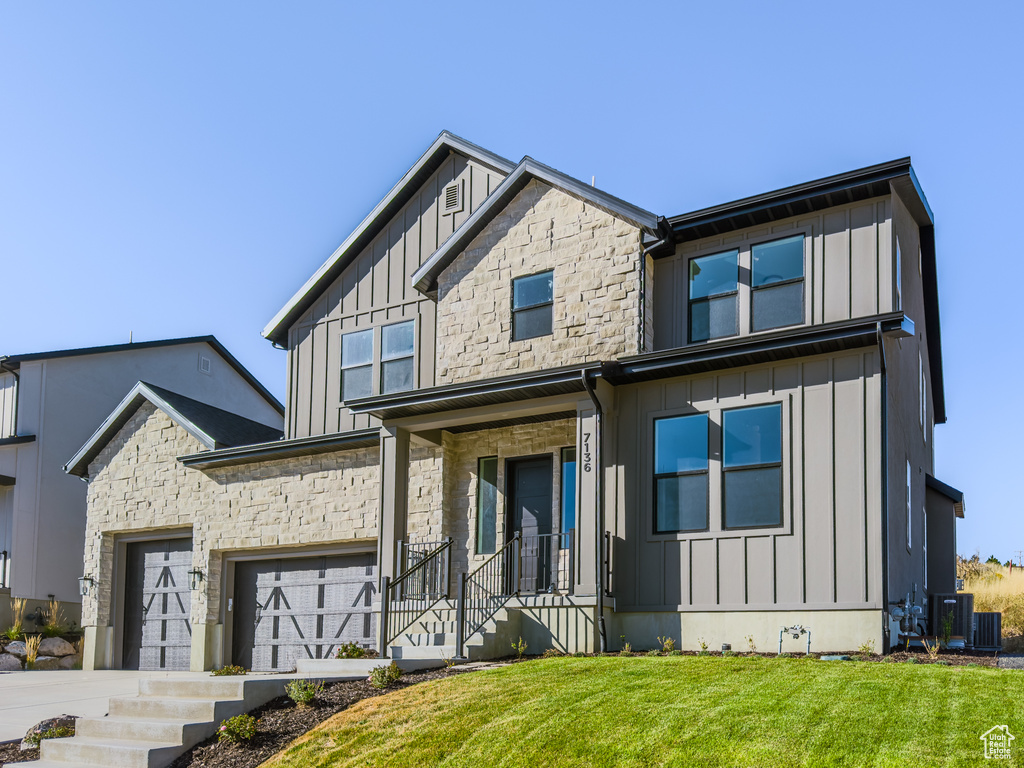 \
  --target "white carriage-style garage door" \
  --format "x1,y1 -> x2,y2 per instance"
231,552 -> 377,672
122,538 -> 193,671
